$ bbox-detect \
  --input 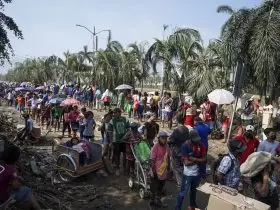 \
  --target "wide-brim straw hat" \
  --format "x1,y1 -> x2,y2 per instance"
240,152 -> 272,178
